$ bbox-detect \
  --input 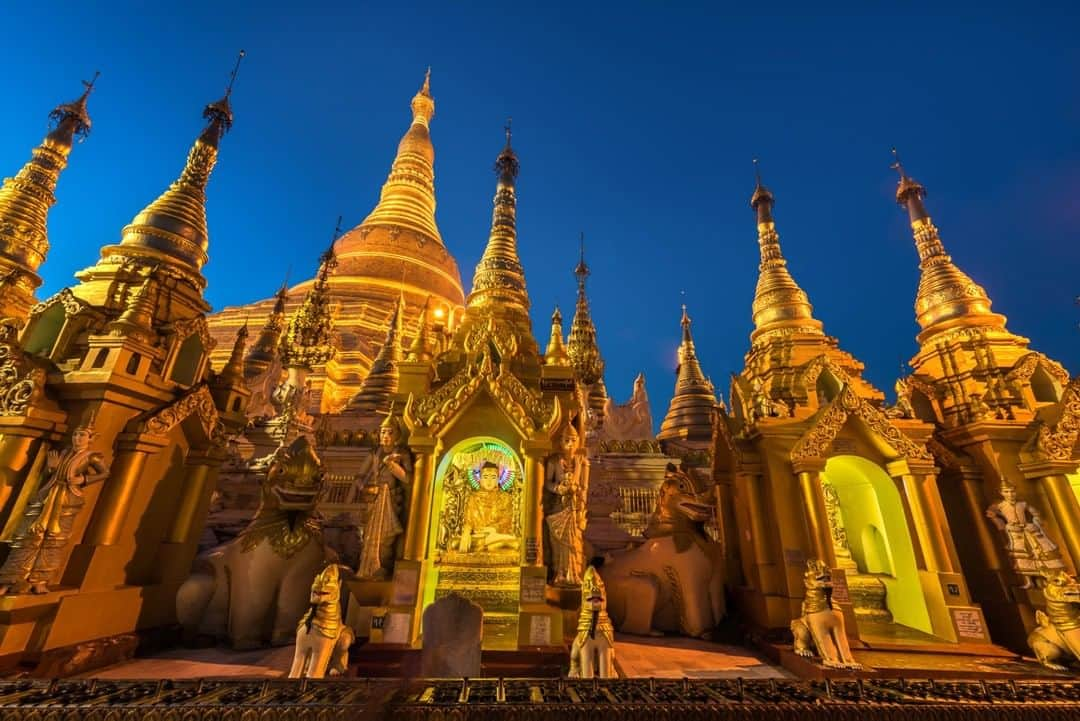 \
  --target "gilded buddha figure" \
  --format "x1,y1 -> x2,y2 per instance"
458,461 -> 518,553
0,417 -> 109,595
